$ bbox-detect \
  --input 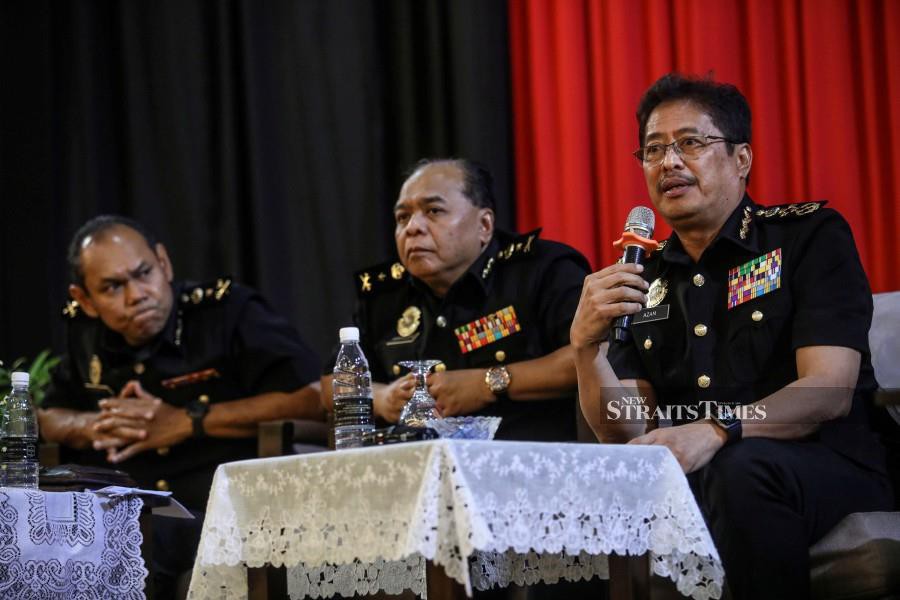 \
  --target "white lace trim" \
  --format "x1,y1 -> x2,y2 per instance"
188,440 -> 723,600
